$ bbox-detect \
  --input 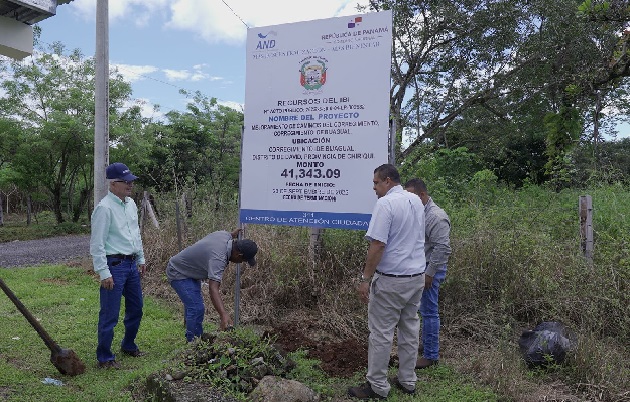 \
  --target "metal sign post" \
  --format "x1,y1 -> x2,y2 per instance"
234,125 -> 245,327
